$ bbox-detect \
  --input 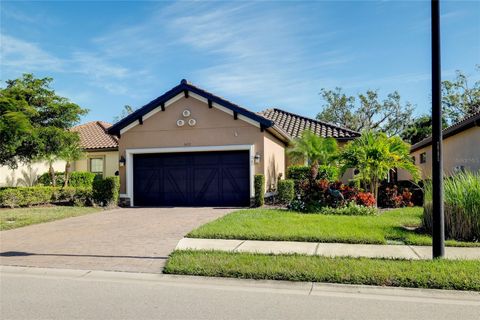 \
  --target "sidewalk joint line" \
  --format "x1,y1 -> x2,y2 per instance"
233,240 -> 246,252
80,270 -> 92,278
314,242 -> 321,255
408,245 -> 423,259
308,282 -> 314,295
